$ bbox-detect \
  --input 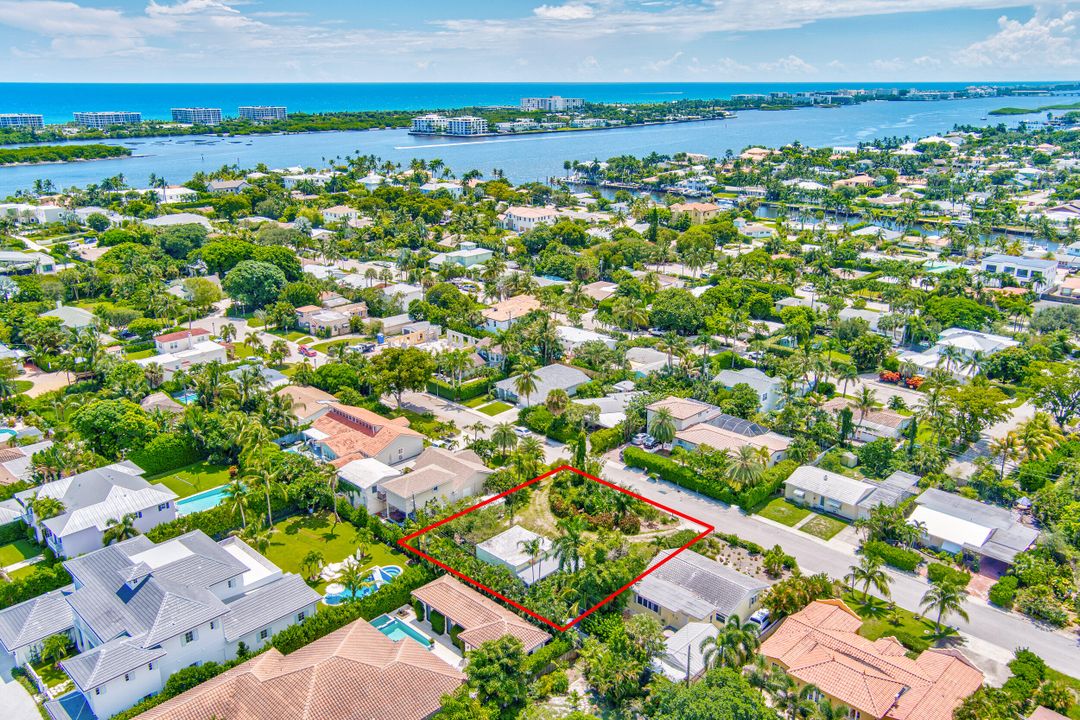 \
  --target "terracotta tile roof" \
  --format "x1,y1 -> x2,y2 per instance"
481,295 -> 541,321
134,618 -> 464,720
413,575 -> 551,653
760,600 -> 982,720
275,385 -> 337,421
154,328 -> 210,343
311,405 -> 423,463
646,396 -> 719,421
